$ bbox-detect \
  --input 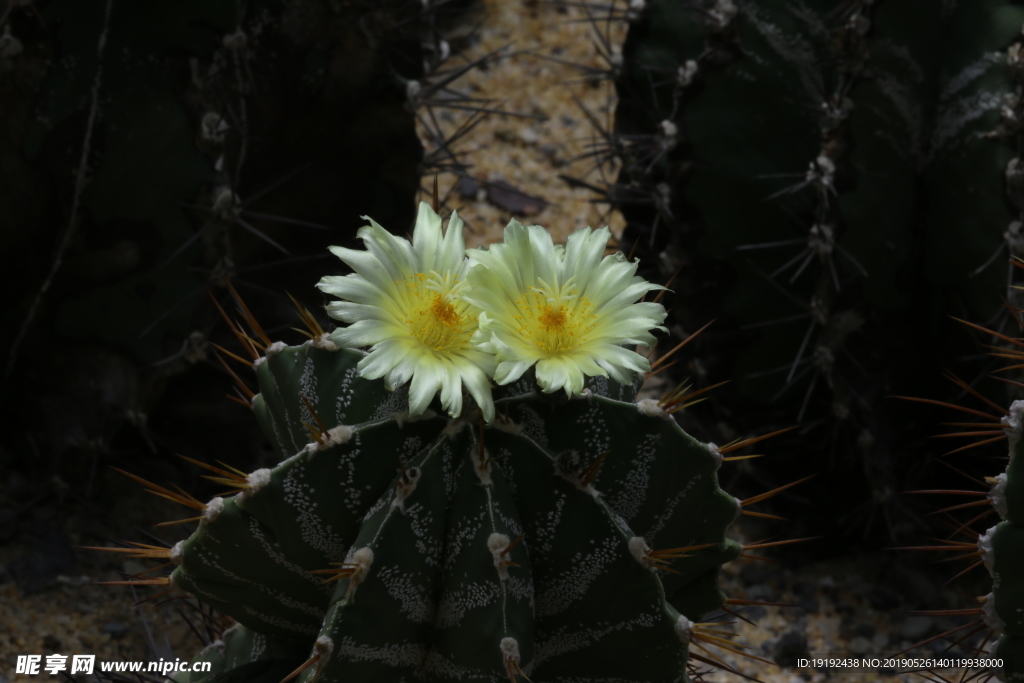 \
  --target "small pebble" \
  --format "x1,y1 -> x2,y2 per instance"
773,628 -> 809,668
103,622 -> 129,640
900,615 -> 934,641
